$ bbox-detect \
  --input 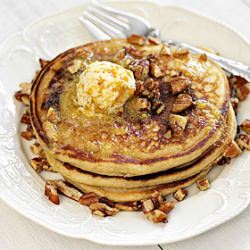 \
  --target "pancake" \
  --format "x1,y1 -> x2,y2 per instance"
66,167 -> 212,202
30,38 -> 231,177
47,105 -> 236,190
